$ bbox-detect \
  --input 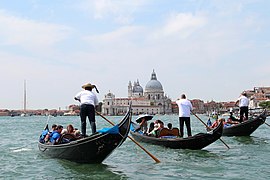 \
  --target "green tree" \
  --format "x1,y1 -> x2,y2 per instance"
259,101 -> 270,109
